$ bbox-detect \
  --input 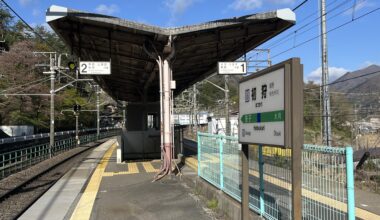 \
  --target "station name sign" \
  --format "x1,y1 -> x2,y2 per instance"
218,61 -> 247,75
238,58 -> 303,148
79,61 -> 111,75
